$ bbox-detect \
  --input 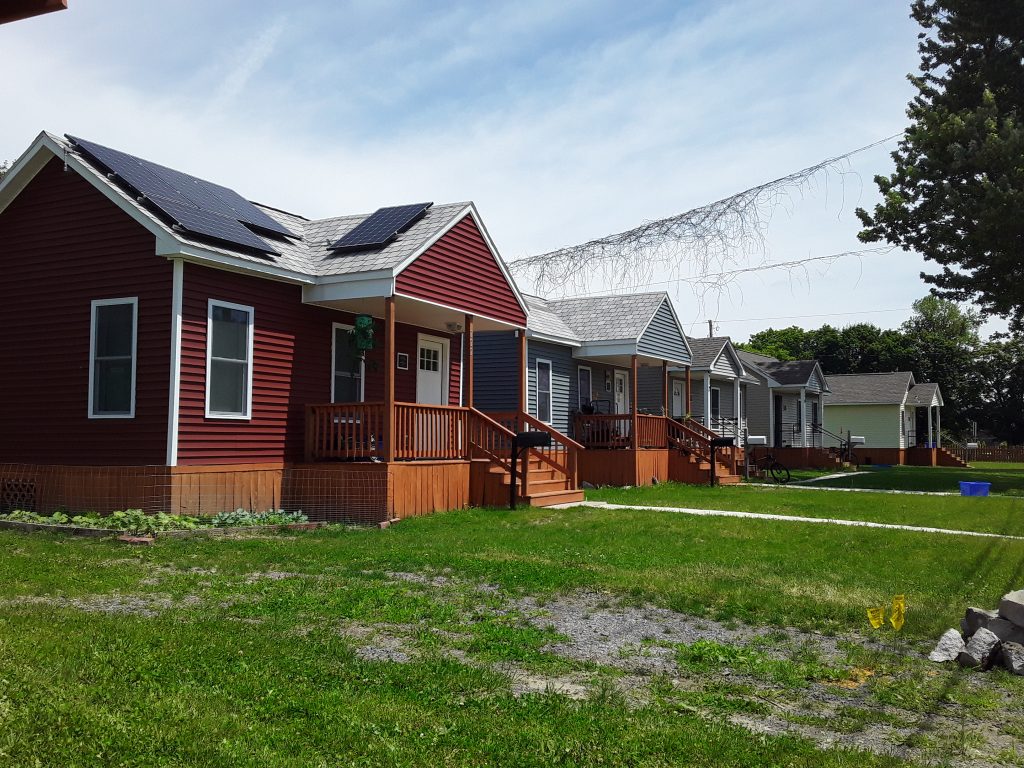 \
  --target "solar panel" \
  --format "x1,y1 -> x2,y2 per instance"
329,203 -> 432,252
66,135 -> 297,252
147,195 -> 280,254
